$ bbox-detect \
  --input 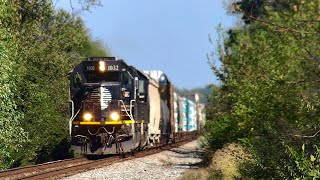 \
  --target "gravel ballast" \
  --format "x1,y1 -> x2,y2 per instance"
64,139 -> 203,180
